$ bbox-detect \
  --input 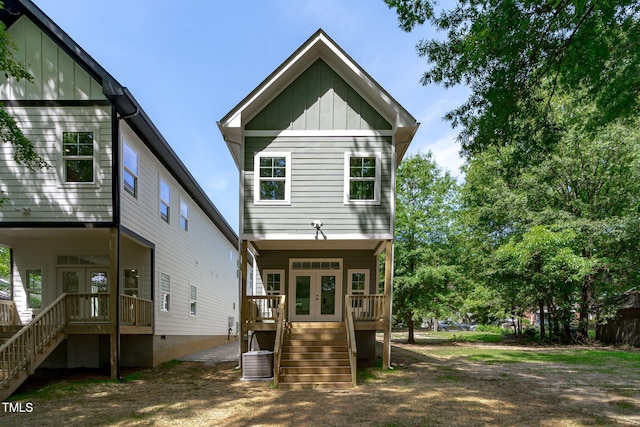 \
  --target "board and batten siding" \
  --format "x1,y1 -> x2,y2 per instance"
0,16 -> 105,101
243,136 -> 393,237
246,59 -> 391,132
119,124 -> 238,337
0,106 -> 113,222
